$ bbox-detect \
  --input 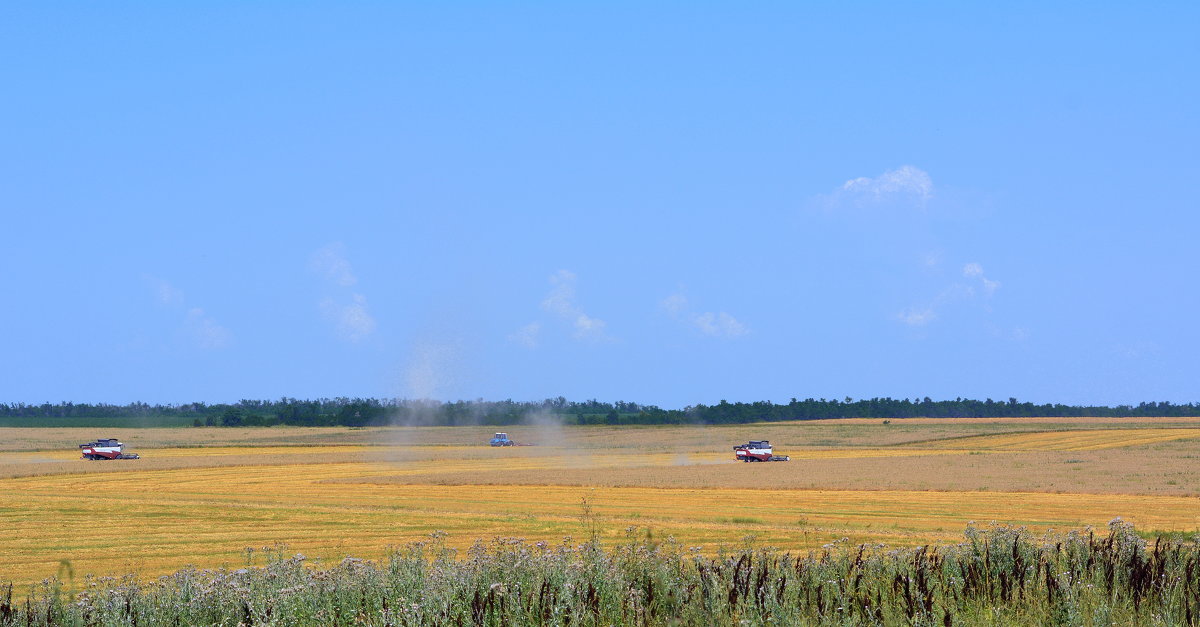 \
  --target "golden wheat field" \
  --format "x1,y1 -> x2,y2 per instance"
2,419 -> 1200,588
